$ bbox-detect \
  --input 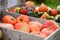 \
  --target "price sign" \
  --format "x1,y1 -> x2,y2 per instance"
8,0 -> 17,8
